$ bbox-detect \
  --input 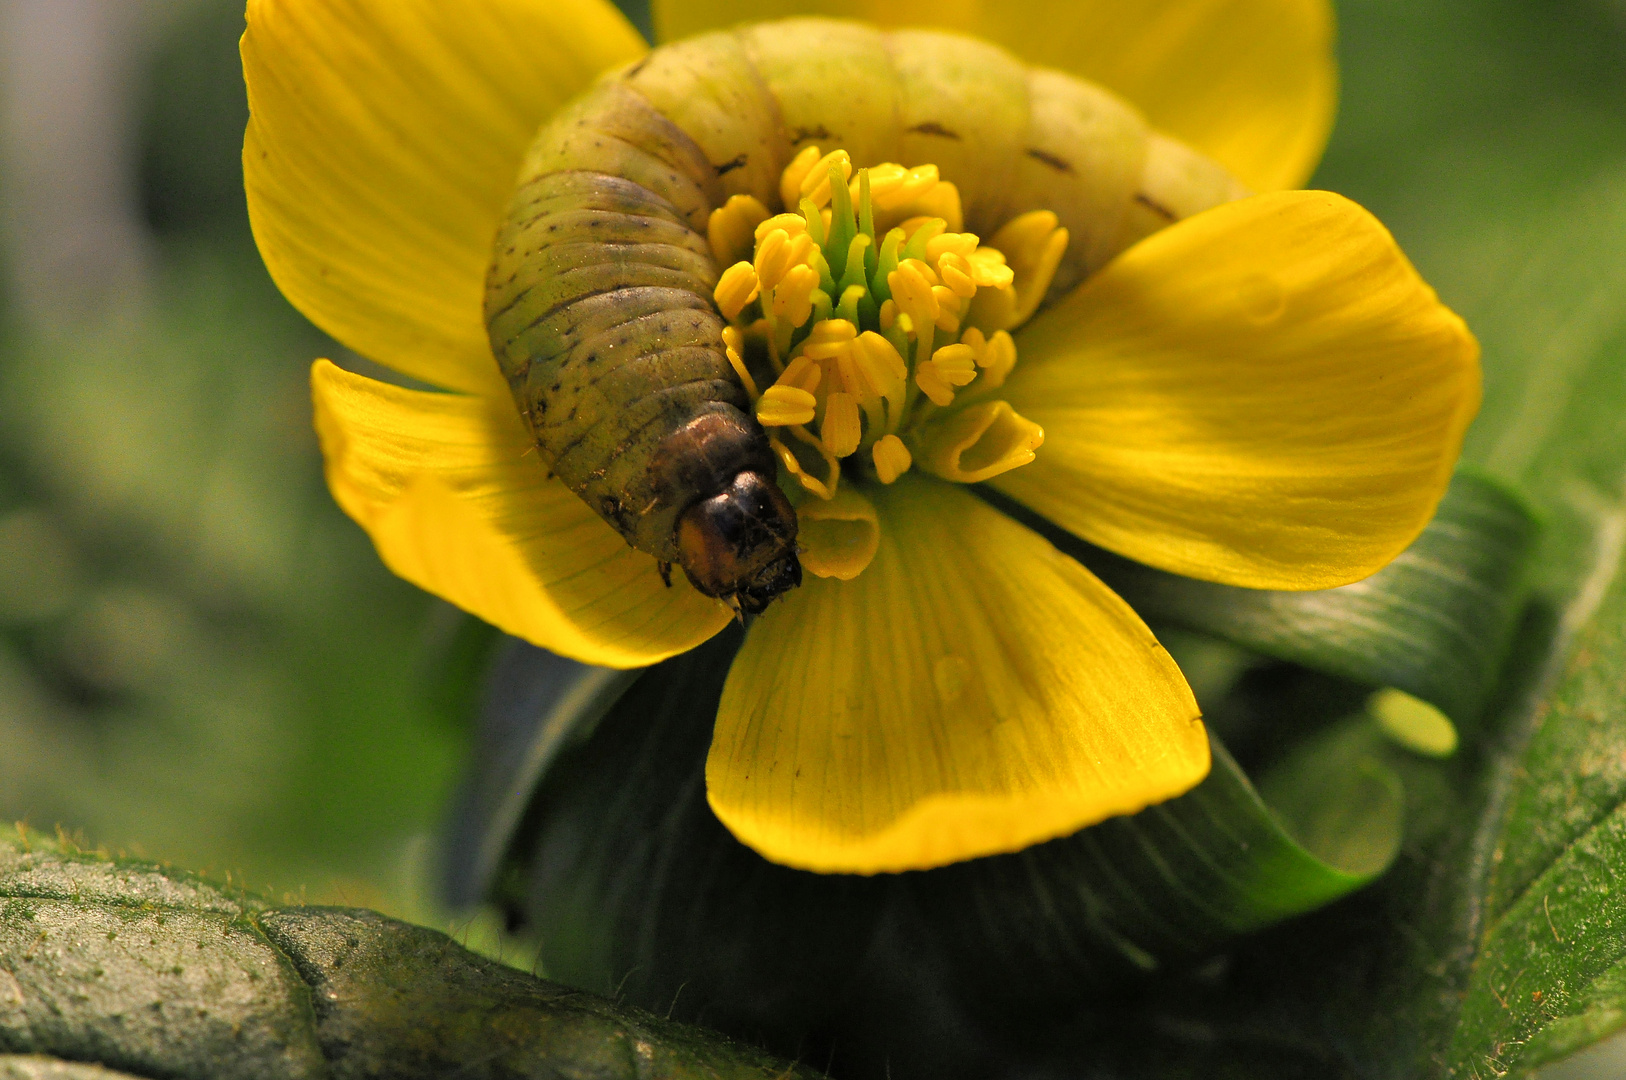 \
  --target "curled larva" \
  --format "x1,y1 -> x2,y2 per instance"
483,18 -> 1247,615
